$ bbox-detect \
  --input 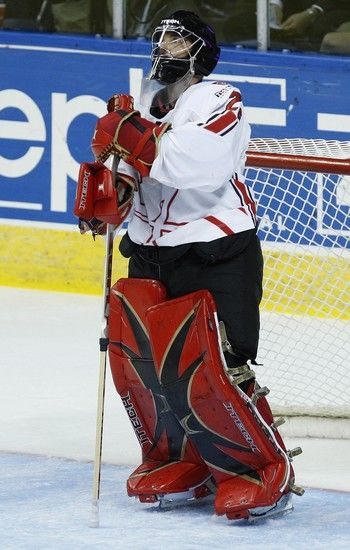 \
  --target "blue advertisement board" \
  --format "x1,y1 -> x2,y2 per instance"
1,31 -> 349,246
